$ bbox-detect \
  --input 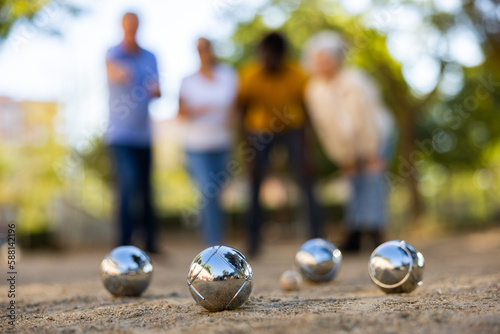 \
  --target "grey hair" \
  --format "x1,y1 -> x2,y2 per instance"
303,31 -> 346,72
